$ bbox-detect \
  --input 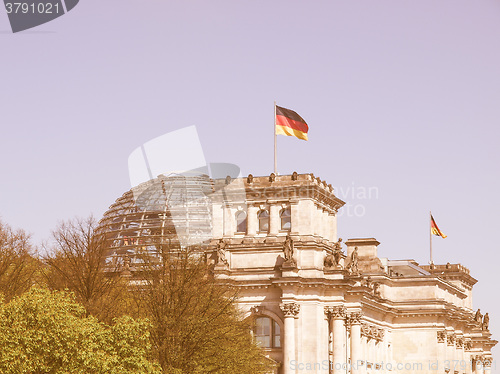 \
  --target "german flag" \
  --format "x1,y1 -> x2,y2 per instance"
275,105 -> 309,141
431,215 -> 447,238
